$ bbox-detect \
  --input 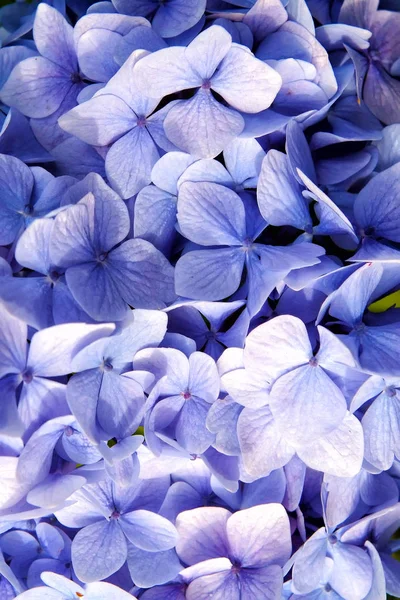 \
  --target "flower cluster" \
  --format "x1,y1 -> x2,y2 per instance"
0,0 -> 400,598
